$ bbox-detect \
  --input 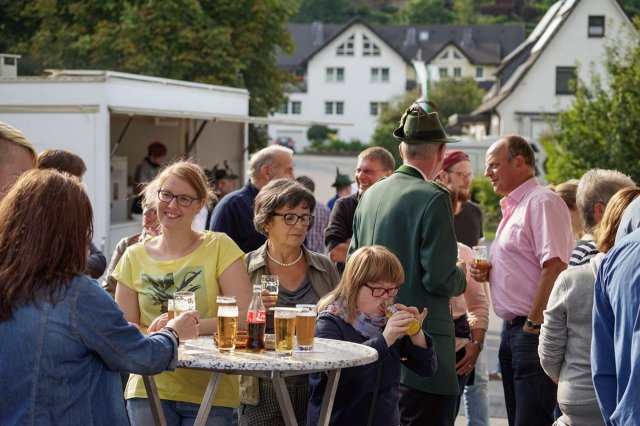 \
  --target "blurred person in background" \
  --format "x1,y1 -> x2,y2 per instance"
37,148 -> 107,279
552,180 -> 583,241
327,168 -> 353,210
296,175 -> 331,253
132,141 -> 167,214
570,169 -> 635,266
